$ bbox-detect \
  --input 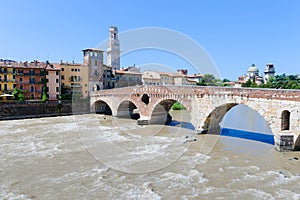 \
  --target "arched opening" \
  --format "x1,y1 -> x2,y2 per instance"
281,110 -> 290,131
141,94 -> 149,105
202,103 -> 238,134
96,84 -> 101,91
150,99 -> 194,129
117,100 -> 140,119
216,104 -> 274,145
94,100 -> 112,115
